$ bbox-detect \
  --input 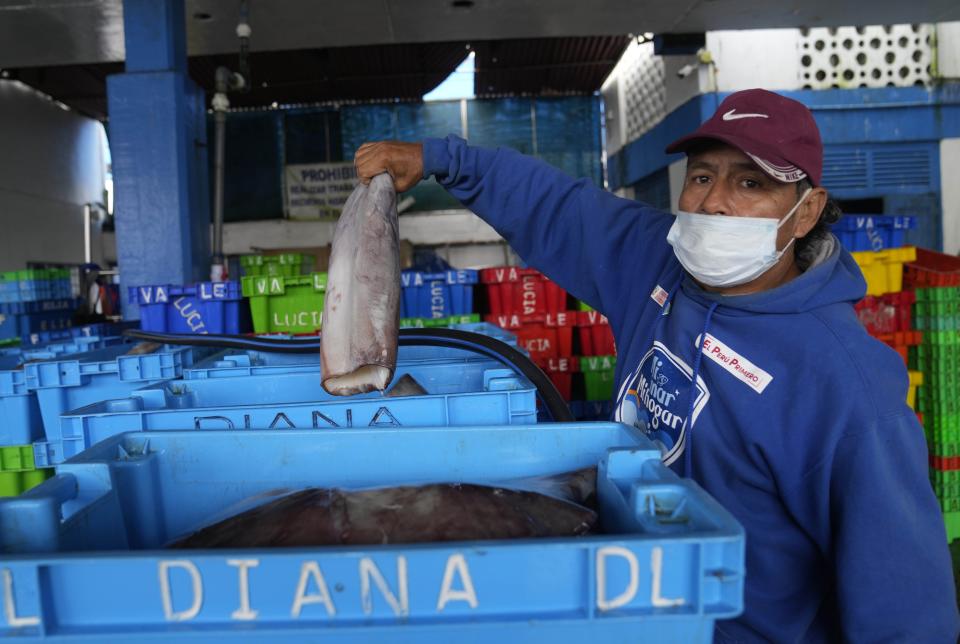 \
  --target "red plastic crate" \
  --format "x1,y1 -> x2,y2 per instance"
855,291 -> 915,335
930,455 -> 960,471
905,248 -> 960,289
535,355 -> 579,401
576,310 -> 616,356
875,329 -> 922,365
480,267 -> 567,316
486,312 -> 575,361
